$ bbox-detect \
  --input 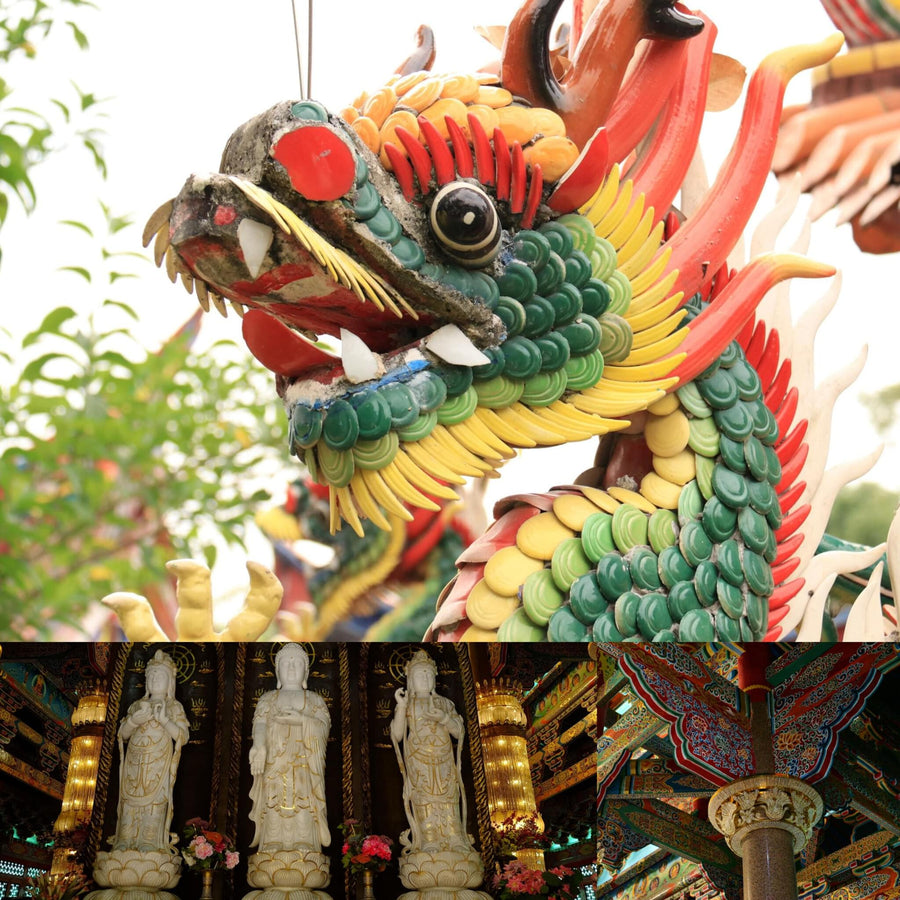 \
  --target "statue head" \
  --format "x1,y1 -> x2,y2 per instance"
144,650 -> 177,699
406,650 -> 437,696
275,642 -> 310,689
